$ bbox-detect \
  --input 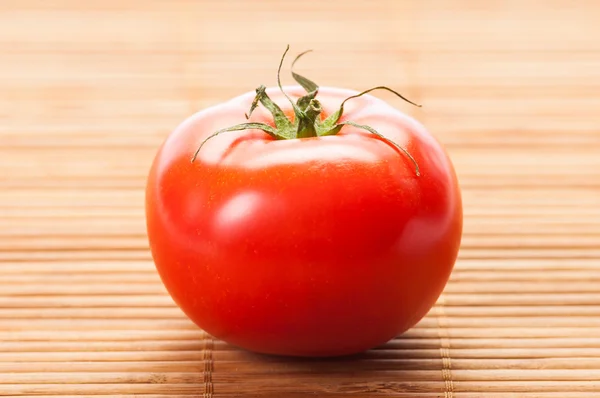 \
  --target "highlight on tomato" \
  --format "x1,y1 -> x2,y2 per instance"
145,45 -> 463,357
